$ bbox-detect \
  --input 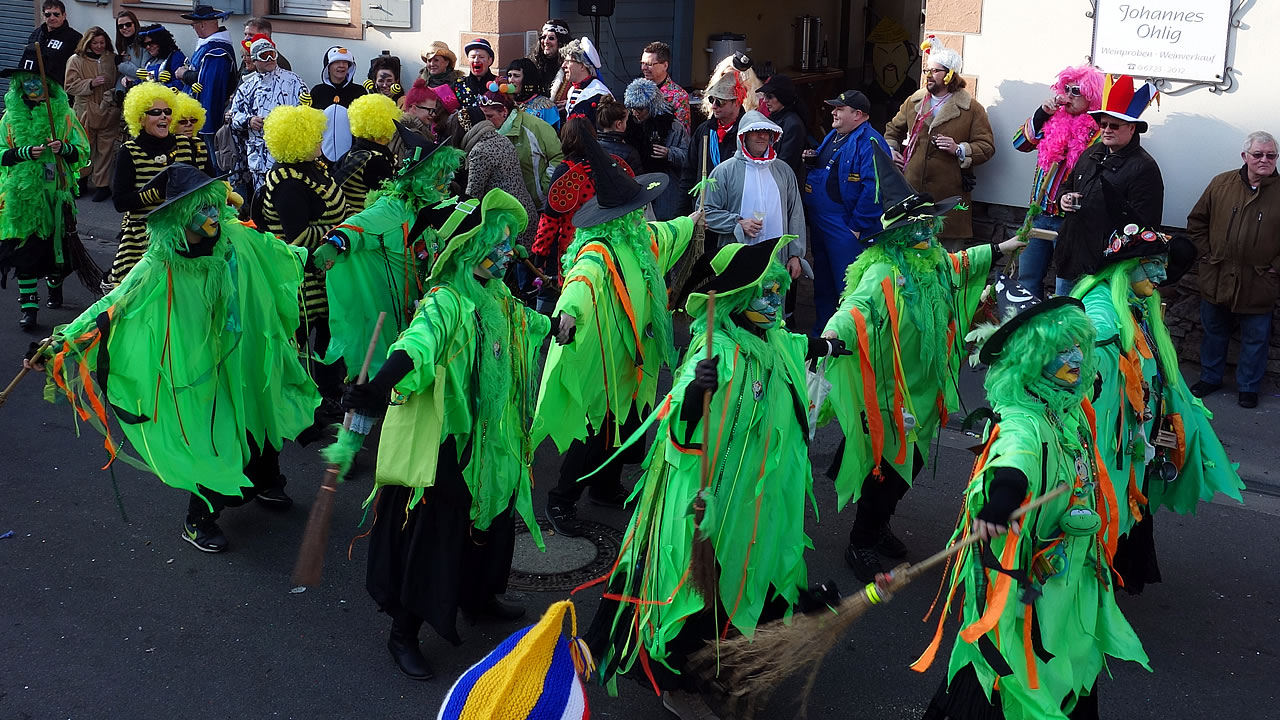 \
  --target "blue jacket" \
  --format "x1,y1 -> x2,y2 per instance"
142,51 -> 186,90
181,30 -> 237,137
805,122 -> 886,236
